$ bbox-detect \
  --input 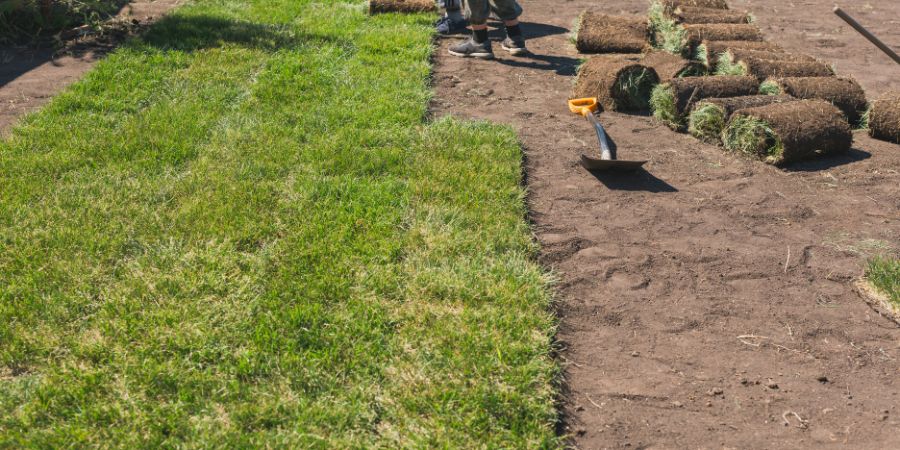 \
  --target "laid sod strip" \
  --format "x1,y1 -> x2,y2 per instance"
723,99 -> 852,165
650,75 -> 759,130
694,39 -> 783,67
641,49 -> 706,81
762,77 -> 869,126
673,6 -> 751,24
573,55 -> 659,111
688,94 -> 793,142
867,258 -> 900,307
0,1 -> 558,447
369,0 -> 436,14
868,91 -> 900,143
574,12 -> 650,54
